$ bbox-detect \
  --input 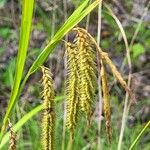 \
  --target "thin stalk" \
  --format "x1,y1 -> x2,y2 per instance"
117,56 -> 132,150
10,0 -> 17,29
63,0 -> 68,41
129,1 -> 150,48
97,1 -> 102,150
67,134 -> 73,150
61,103 -> 67,150
117,74 -> 131,150
62,1 -> 68,149
120,1 -> 150,72
102,4 -> 132,149
129,121 -> 150,150
51,0 -> 56,39
86,0 -> 92,31
108,1 -> 150,92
